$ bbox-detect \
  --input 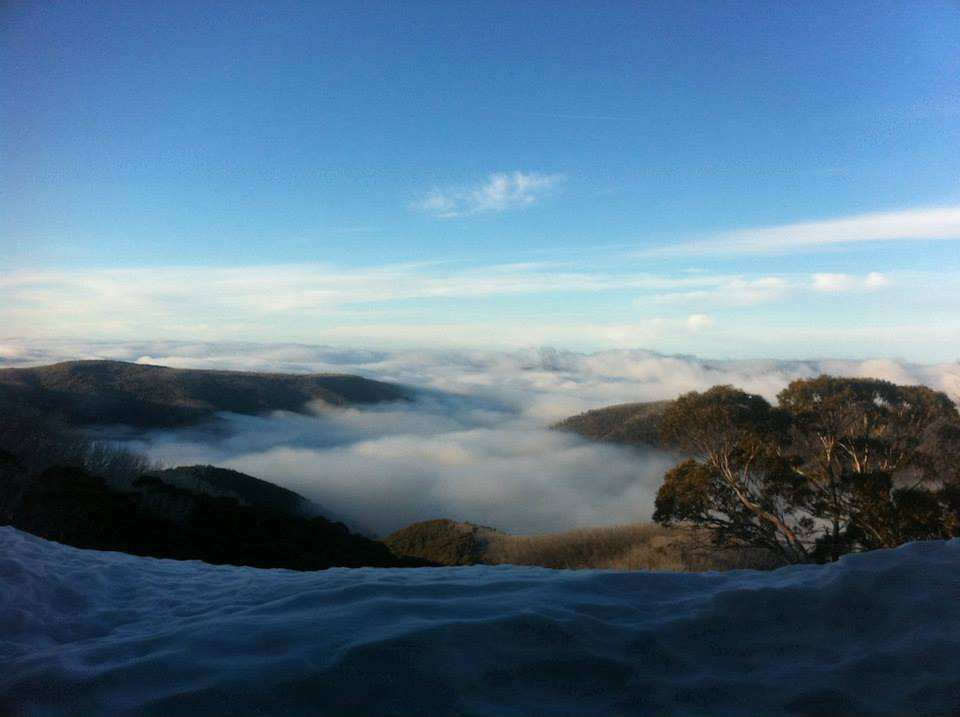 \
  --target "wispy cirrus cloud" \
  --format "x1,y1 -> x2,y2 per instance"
811,272 -> 889,292
652,277 -> 793,307
0,262 -> 723,323
651,273 -> 892,307
640,206 -> 960,257
2,262 -> 955,359
413,171 -> 564,218
0,261 -> 743,349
